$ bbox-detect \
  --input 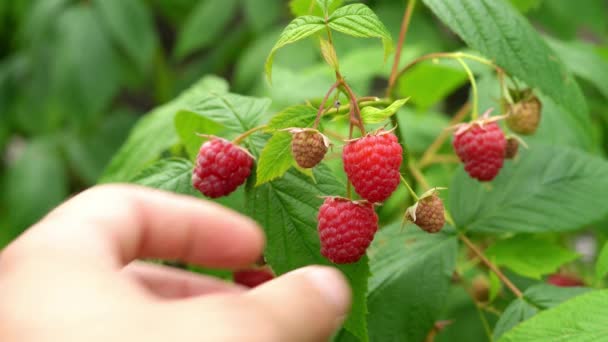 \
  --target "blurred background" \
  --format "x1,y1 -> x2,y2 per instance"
0,0 -> 606,251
